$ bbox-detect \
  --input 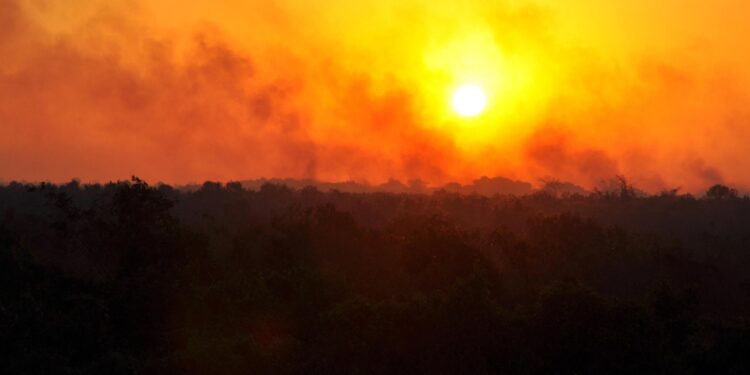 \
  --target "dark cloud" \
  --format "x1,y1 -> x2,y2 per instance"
688,159 -> 724,186
524,127 -> 619,187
